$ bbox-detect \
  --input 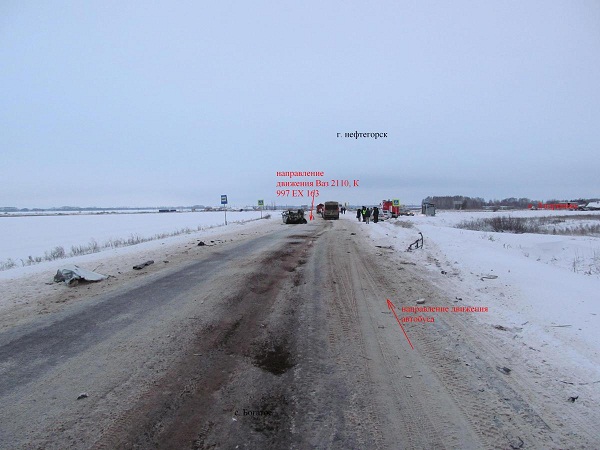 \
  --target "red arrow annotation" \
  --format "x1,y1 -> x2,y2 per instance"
309,190 -> 316,221
386,299 -> 414,350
